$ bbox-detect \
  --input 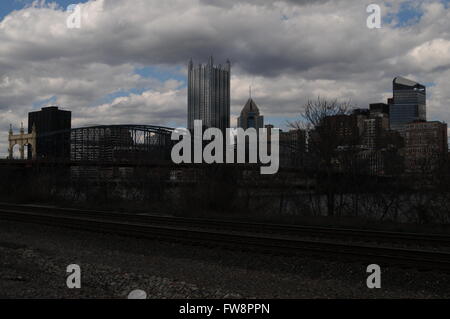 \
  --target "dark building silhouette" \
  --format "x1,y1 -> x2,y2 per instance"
28,106 -> 72,159
188,56 -> 231,132
390,77 -> 426,131
238,97 -> 264,130
370,103 -> 390,116
403,121 -> 448,173
322,114 -> 361,146
280,129 -> 306,168
318,110 -> 402,175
